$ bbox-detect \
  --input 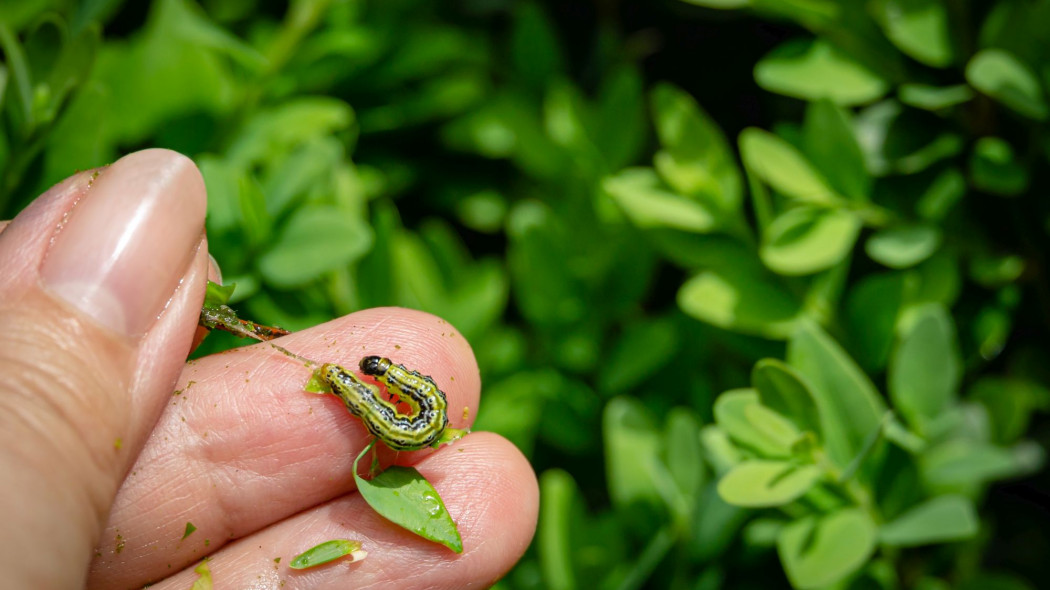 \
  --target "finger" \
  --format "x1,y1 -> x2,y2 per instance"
146,432 -> 536,590
87,307 -> 482,589
0,150 -> 207,588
